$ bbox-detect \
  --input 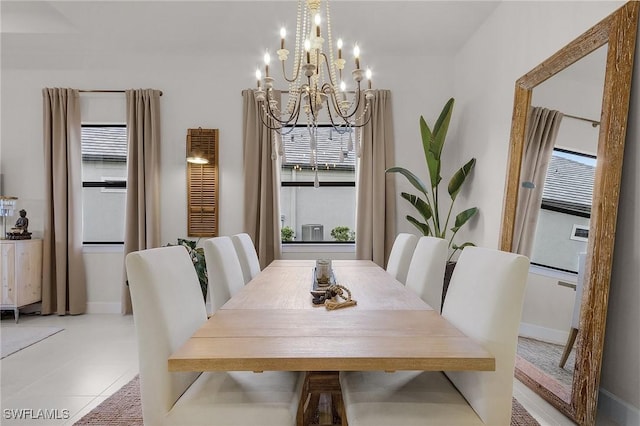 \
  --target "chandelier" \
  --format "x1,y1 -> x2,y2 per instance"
254,0 -> 374,143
